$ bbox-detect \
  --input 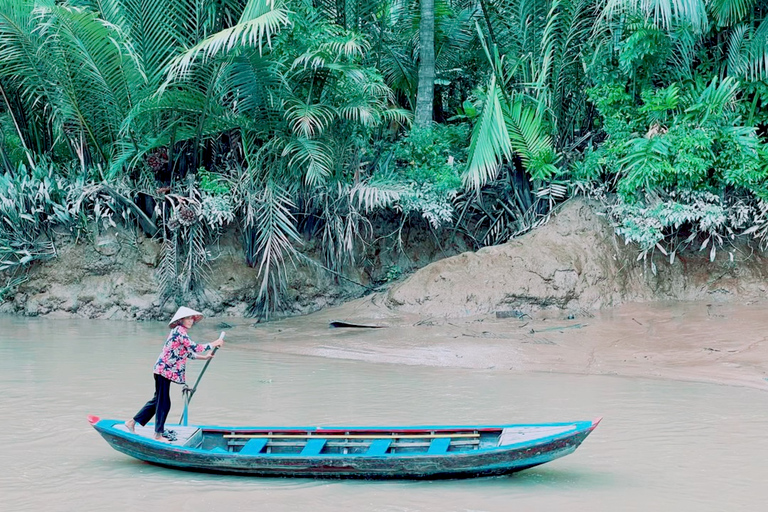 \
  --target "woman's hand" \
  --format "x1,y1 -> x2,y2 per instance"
212,338 -> 225,348
197,353 -> 214,361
